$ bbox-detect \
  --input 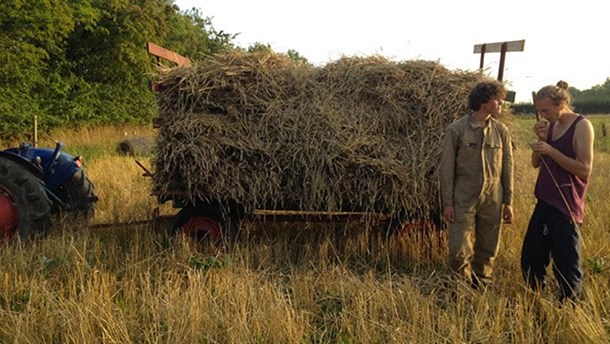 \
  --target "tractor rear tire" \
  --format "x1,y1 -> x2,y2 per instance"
56,169 -> 97,220
0,157 -> 52,240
